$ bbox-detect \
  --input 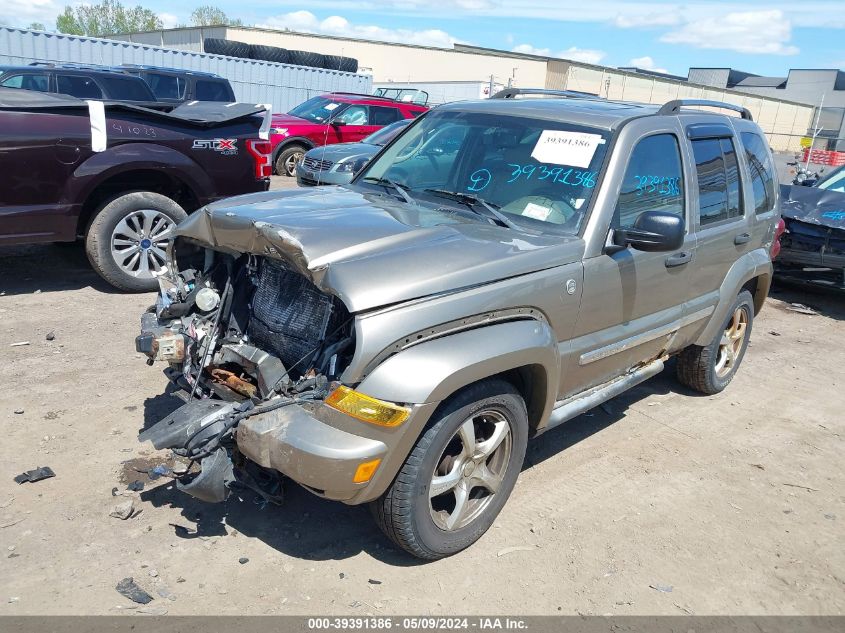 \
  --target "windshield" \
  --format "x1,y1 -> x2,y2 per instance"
817,166 -> 845,192
363,119 -> 410,146
356,109 -> 610,233
289,96 -> 345,123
